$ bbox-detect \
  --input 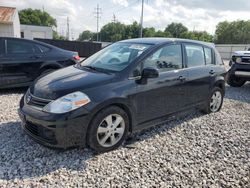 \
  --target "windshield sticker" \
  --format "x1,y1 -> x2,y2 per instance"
129,45 -> 147,51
